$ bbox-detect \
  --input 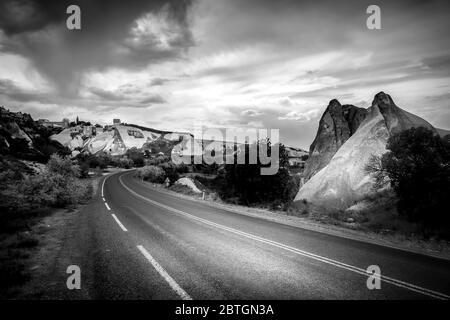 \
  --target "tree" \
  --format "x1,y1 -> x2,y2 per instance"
367,127 -> 450,233
126,147 -> 145,167
222,141 -> 298,208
